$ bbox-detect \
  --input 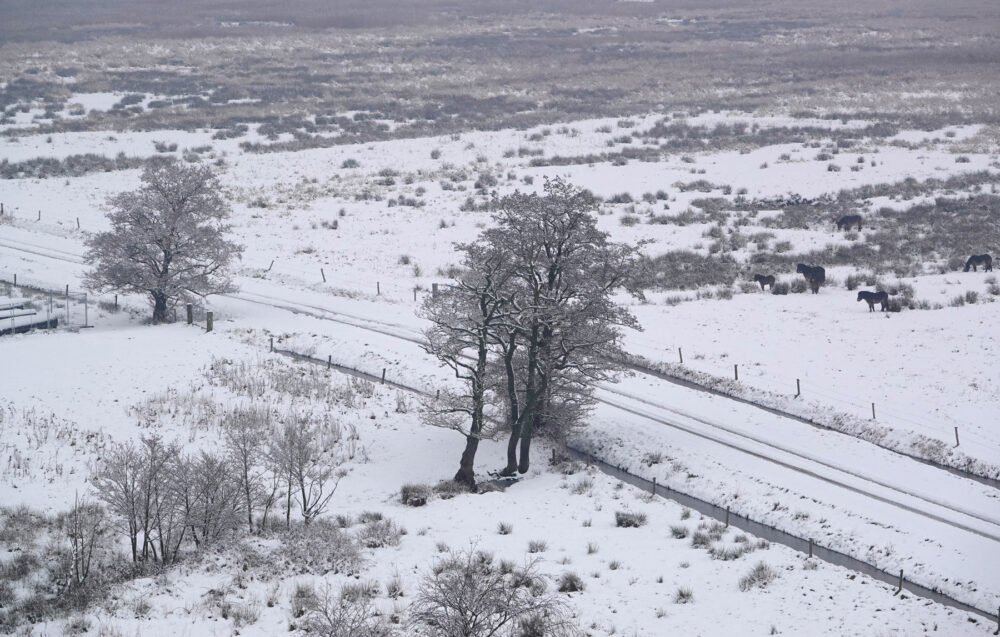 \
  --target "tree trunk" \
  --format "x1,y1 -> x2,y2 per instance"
151,291 -> 169,323
454,435 -> 480,487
